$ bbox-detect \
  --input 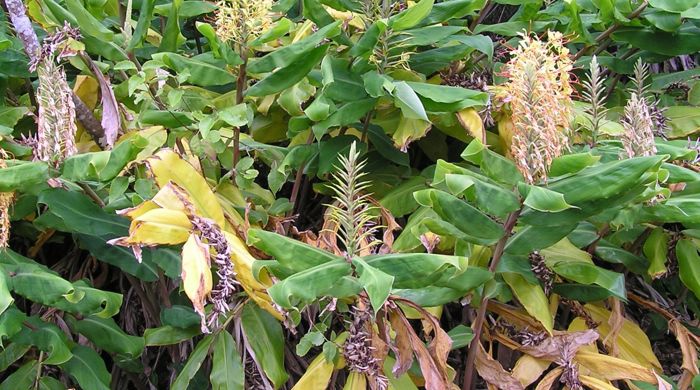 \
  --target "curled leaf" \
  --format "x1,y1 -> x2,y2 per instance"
181,234 -> 212,332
